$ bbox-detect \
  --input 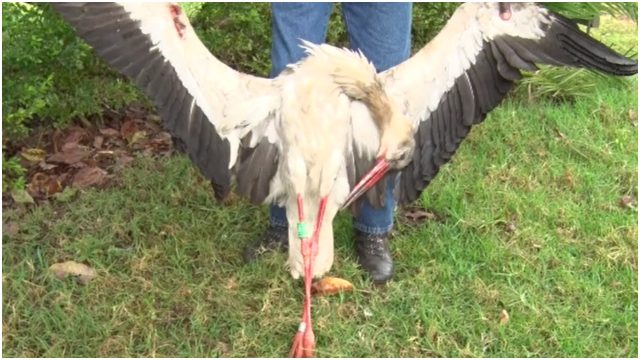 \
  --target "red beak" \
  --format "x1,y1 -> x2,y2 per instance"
342,157 -> 390,209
